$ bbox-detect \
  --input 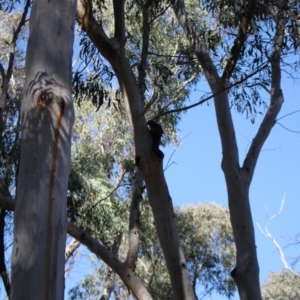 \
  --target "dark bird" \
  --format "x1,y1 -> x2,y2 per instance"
147,120 -> 164,159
